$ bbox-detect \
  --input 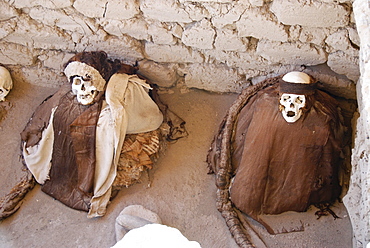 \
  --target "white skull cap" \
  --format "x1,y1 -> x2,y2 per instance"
282,71 -> 311,84
64,61 -> 106,91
